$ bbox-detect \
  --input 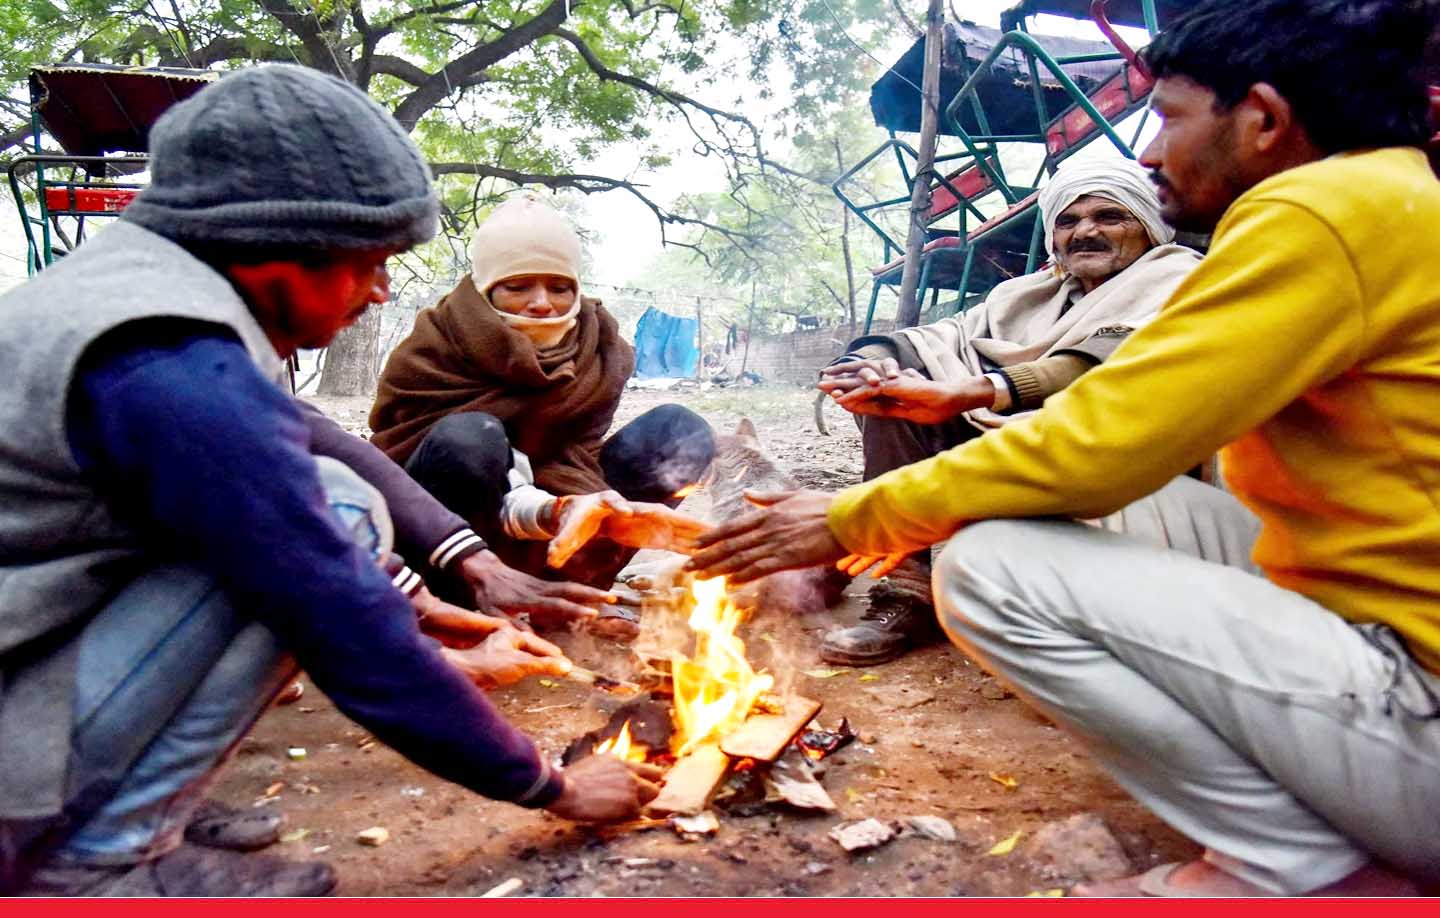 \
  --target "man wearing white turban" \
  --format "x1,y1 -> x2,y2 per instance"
815,156 -> 1208,666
